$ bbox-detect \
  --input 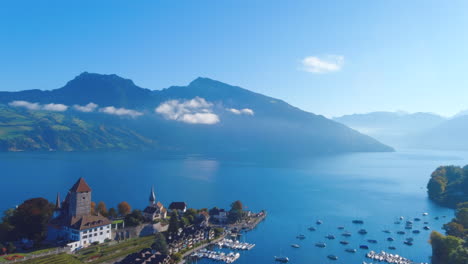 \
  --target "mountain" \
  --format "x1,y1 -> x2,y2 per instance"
409,115 -> 468,150
334,111 -> 446,147
0,105 -> 153,151
0,72 -> 393,154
